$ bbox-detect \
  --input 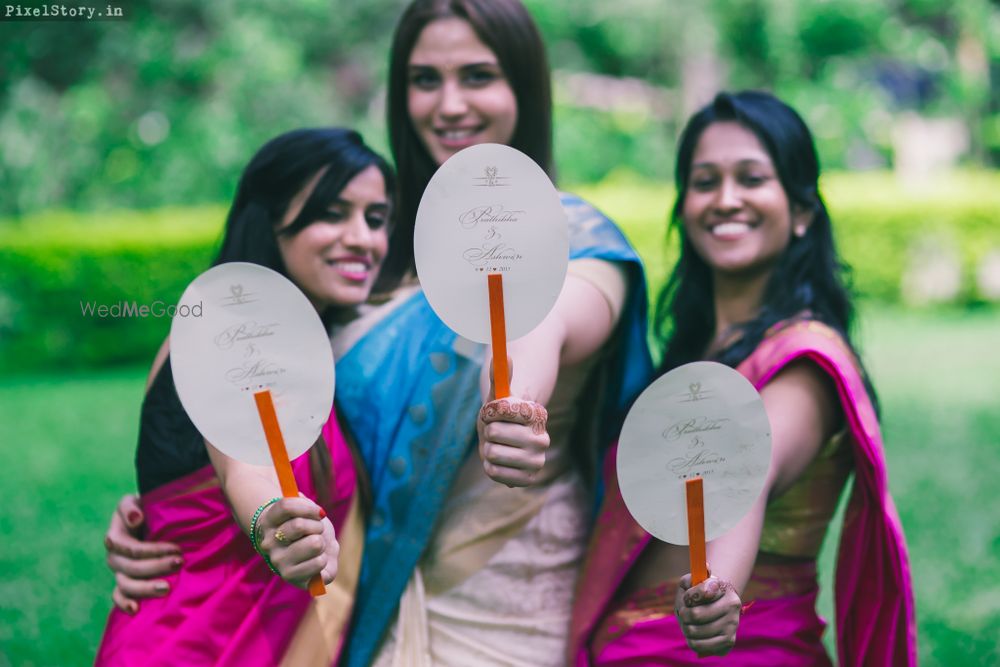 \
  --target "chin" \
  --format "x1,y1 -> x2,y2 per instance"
331,286 -> 373,307
431,146 -> 458,164
715,258 -> 779,280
